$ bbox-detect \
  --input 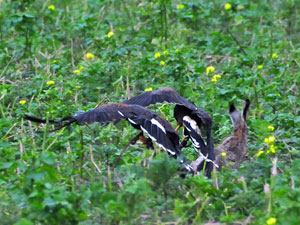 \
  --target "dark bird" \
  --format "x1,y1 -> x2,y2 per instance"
24,103 -> 193,173
123,87 -> 215,177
